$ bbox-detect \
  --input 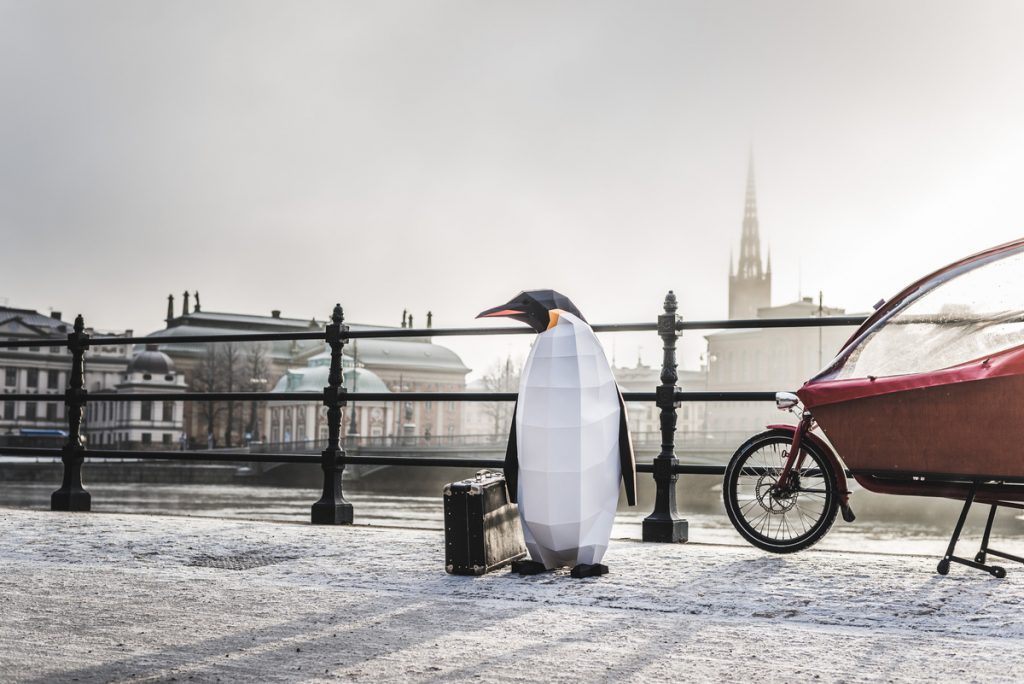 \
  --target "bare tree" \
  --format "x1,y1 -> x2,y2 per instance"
481,356 -> 521,436
244,344 -> 270,442
193,344 -> 224,447
191,341 -> 267,448
220,342 -> 245,447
